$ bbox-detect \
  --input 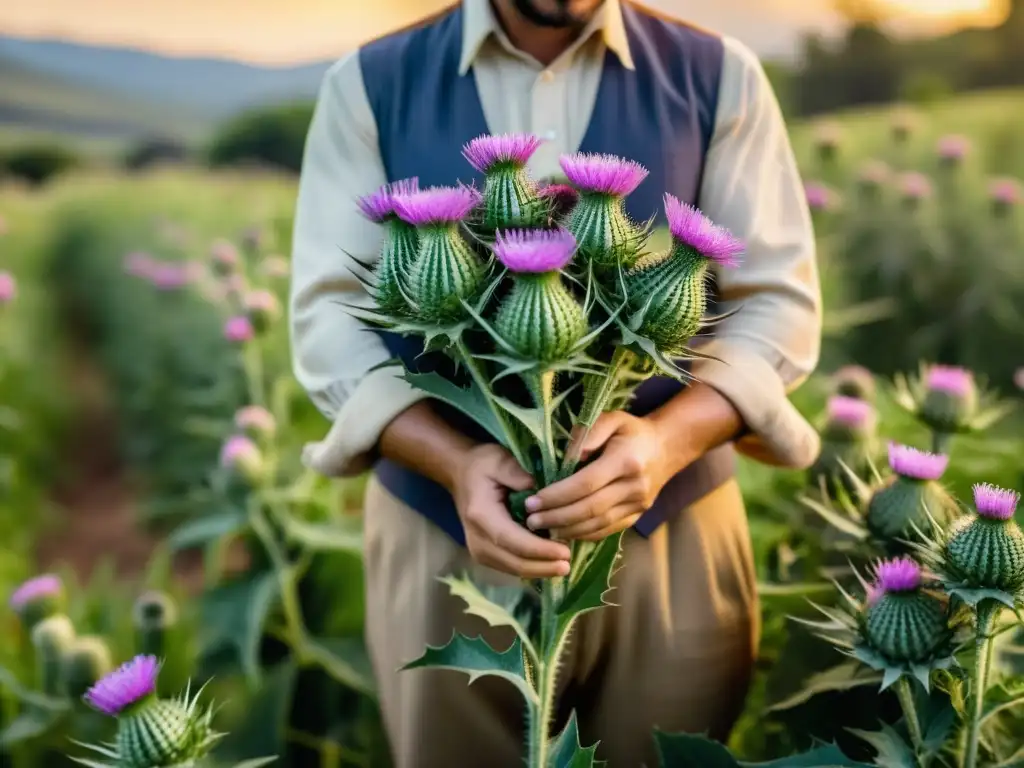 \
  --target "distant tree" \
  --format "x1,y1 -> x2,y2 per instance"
123,137 -> 191,172
1,143 -> 80,187
207,102 -> 315,175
